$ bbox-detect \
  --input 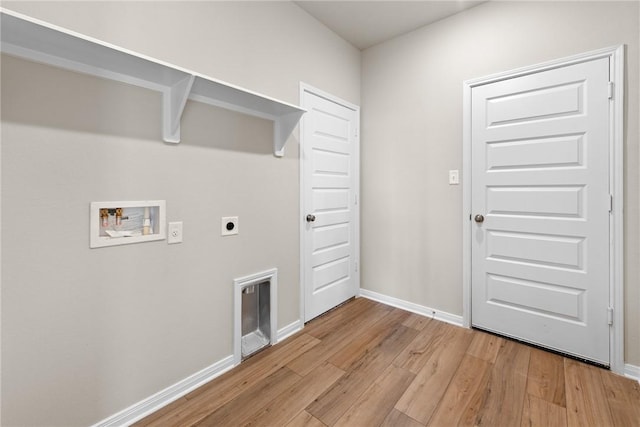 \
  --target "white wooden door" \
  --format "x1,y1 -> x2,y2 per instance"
301,86 -> 359,322
471,57 -> 611,365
